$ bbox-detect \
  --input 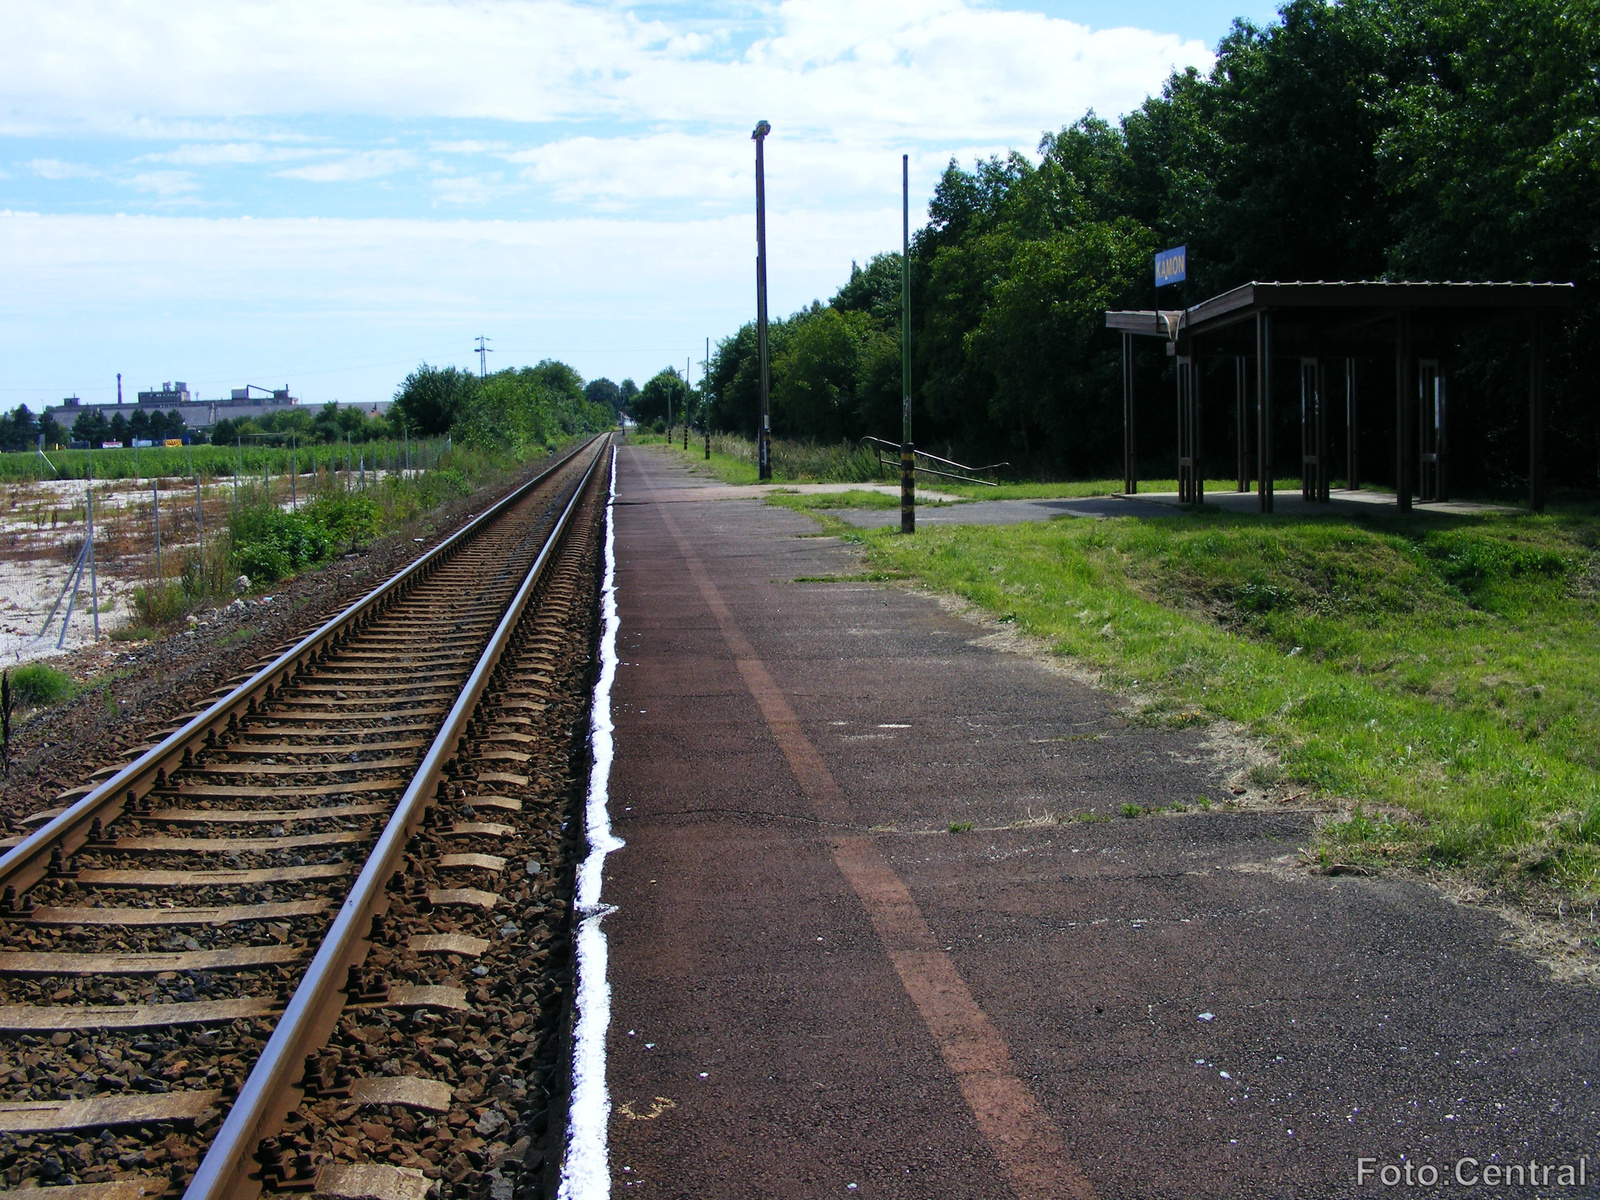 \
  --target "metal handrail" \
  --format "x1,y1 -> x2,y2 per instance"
859,436 -> 1009,485
0,435 -> 600,899
185,435 -> 610,1199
